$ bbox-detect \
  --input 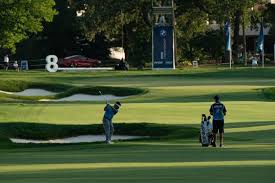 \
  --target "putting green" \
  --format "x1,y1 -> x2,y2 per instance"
0,68 -> 275,183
